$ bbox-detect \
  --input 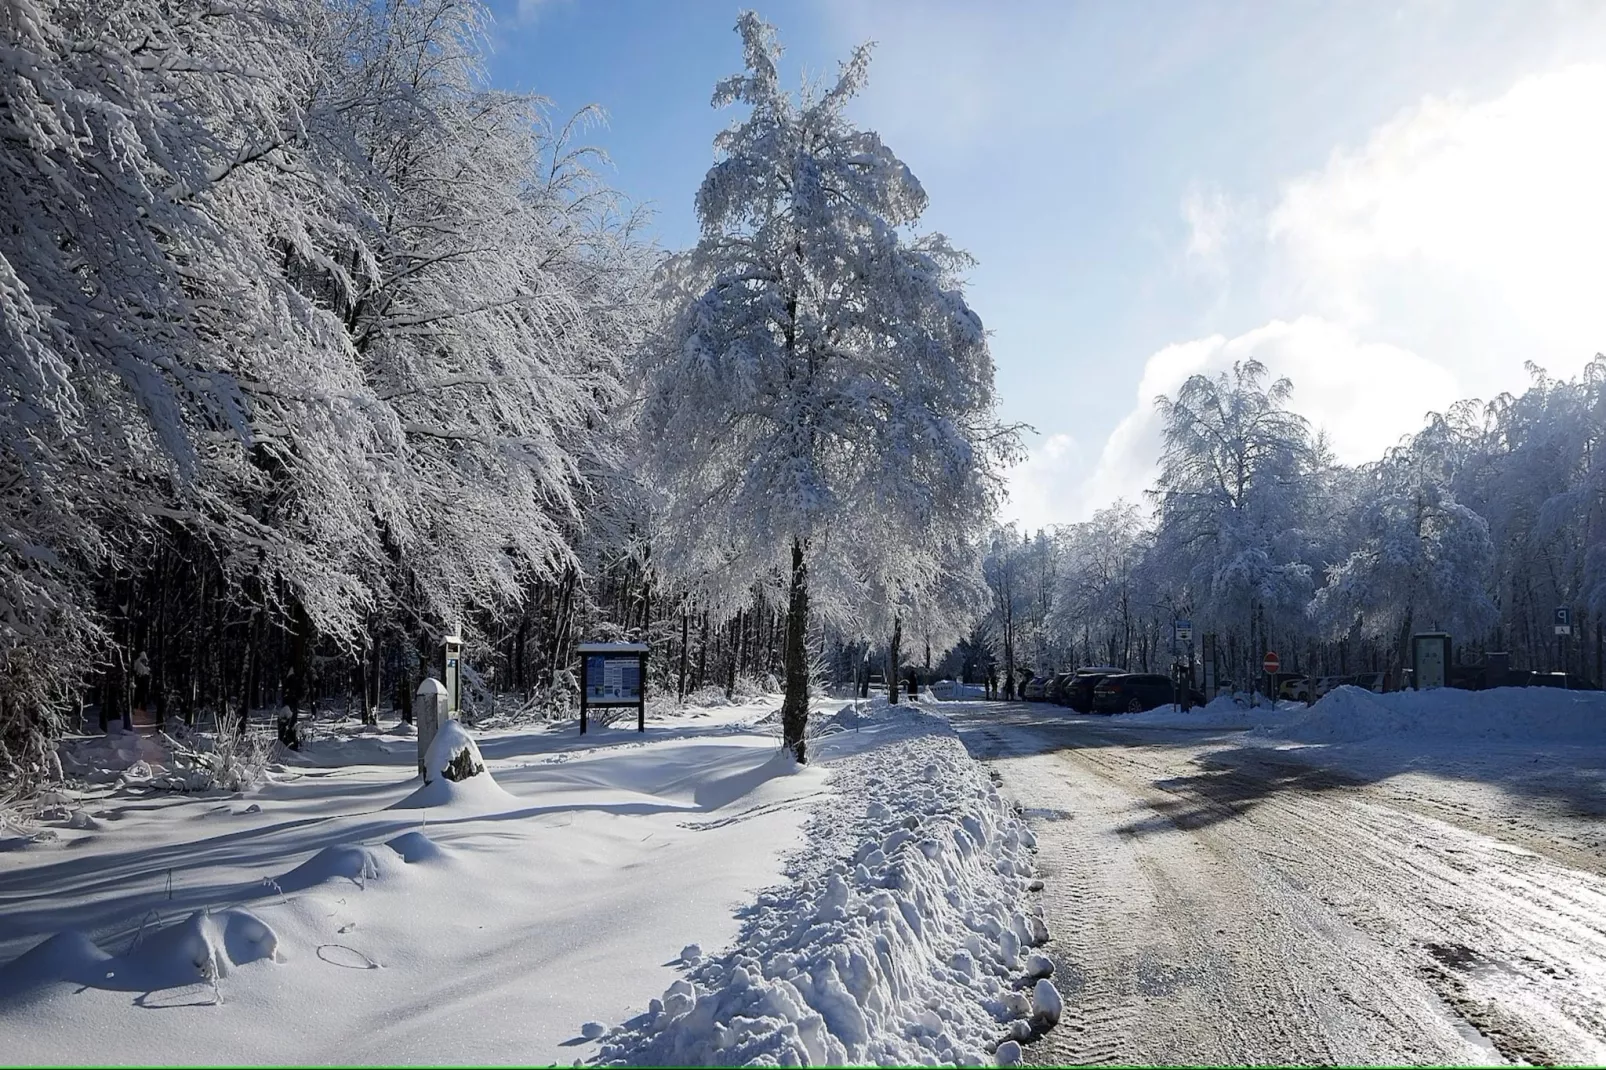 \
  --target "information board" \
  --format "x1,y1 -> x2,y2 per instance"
585,655 -> 643,705
576,641 -> 648,735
